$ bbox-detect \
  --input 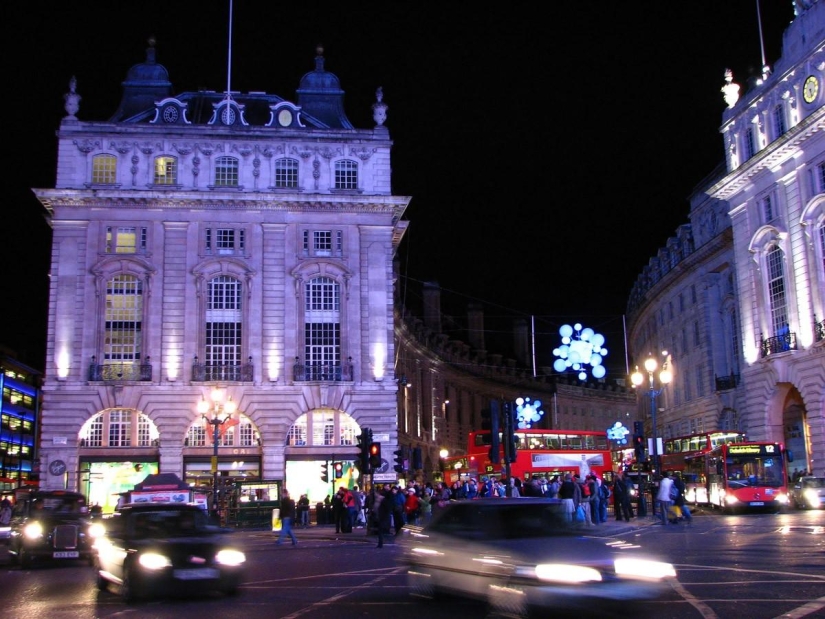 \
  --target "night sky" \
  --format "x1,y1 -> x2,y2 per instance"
4,2 -> 796,375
